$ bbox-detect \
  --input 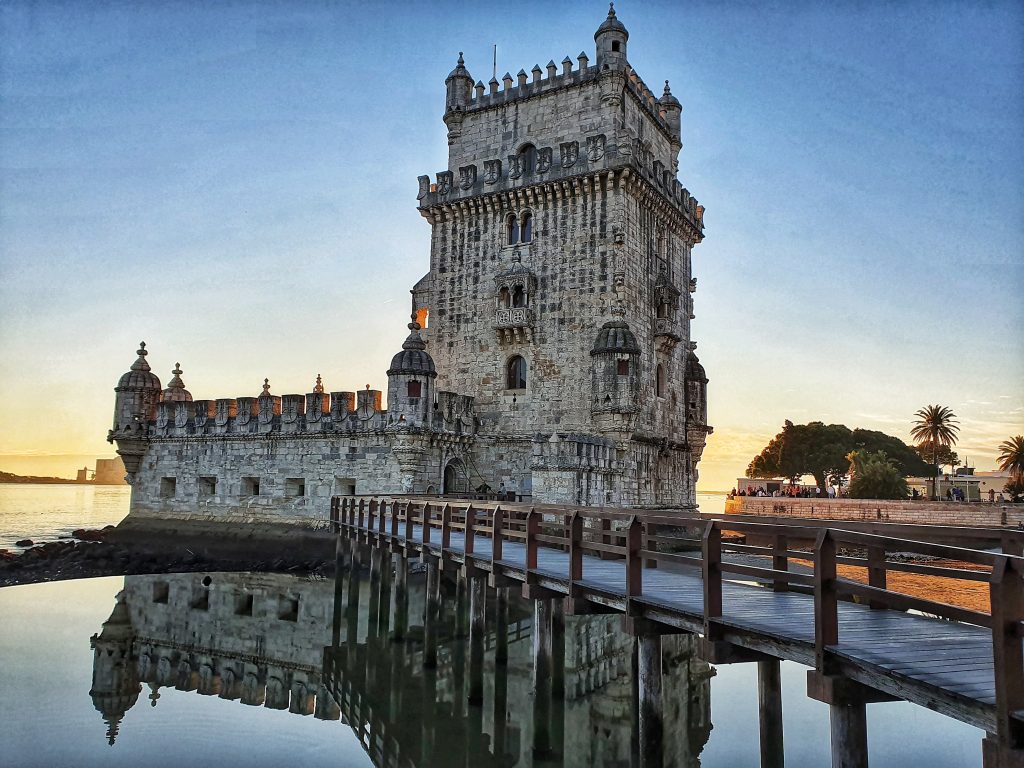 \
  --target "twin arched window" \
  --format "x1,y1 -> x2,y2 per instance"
506,355 -> 527,389
498,285 -> 526,308
506,211 -> 533,245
